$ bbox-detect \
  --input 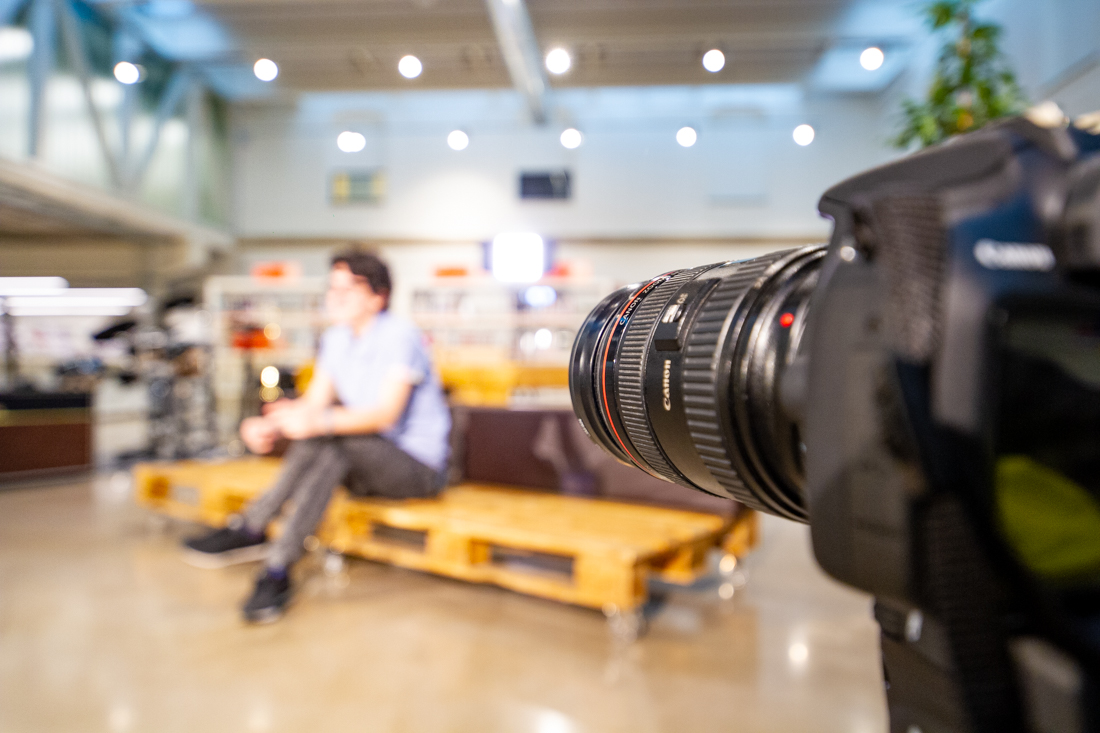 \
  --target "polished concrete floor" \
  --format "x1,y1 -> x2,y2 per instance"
0,473 -> 888,733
